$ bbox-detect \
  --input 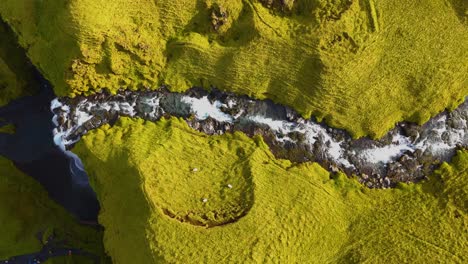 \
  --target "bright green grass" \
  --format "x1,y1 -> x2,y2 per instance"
1,0 -> 466,137
74,117 -> 467,263
0,157 -> 108,262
